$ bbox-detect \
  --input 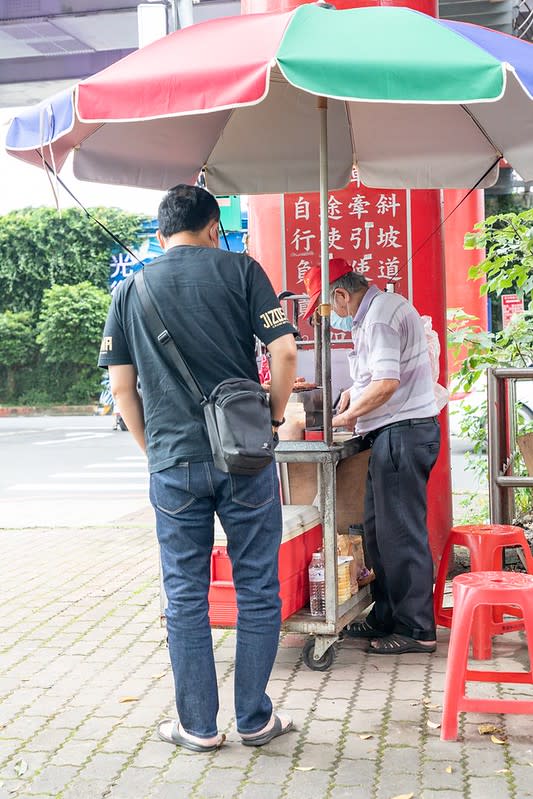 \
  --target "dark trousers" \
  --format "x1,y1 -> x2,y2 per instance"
363,417 -> 440,641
